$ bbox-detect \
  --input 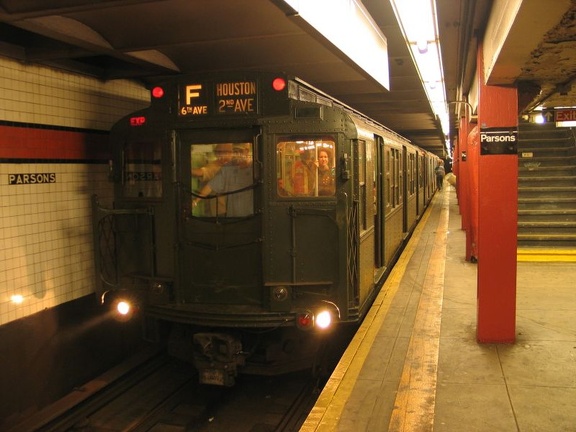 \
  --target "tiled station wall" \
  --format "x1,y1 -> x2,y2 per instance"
0,56 -> 150,325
